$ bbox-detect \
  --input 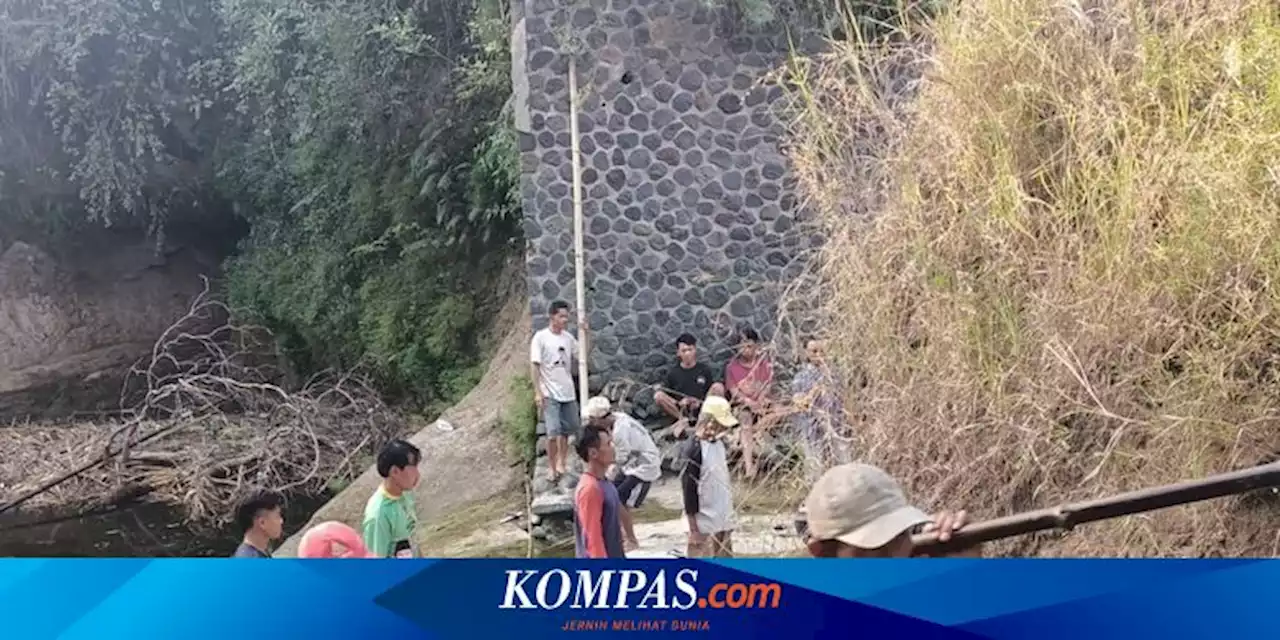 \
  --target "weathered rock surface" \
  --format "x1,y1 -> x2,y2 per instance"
0,231 -> 219,421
